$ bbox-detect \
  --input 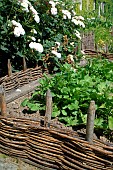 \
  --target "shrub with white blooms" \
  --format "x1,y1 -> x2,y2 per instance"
29,42 -> 43,53
0,0 -> 85,71
11,20 -> 25,37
